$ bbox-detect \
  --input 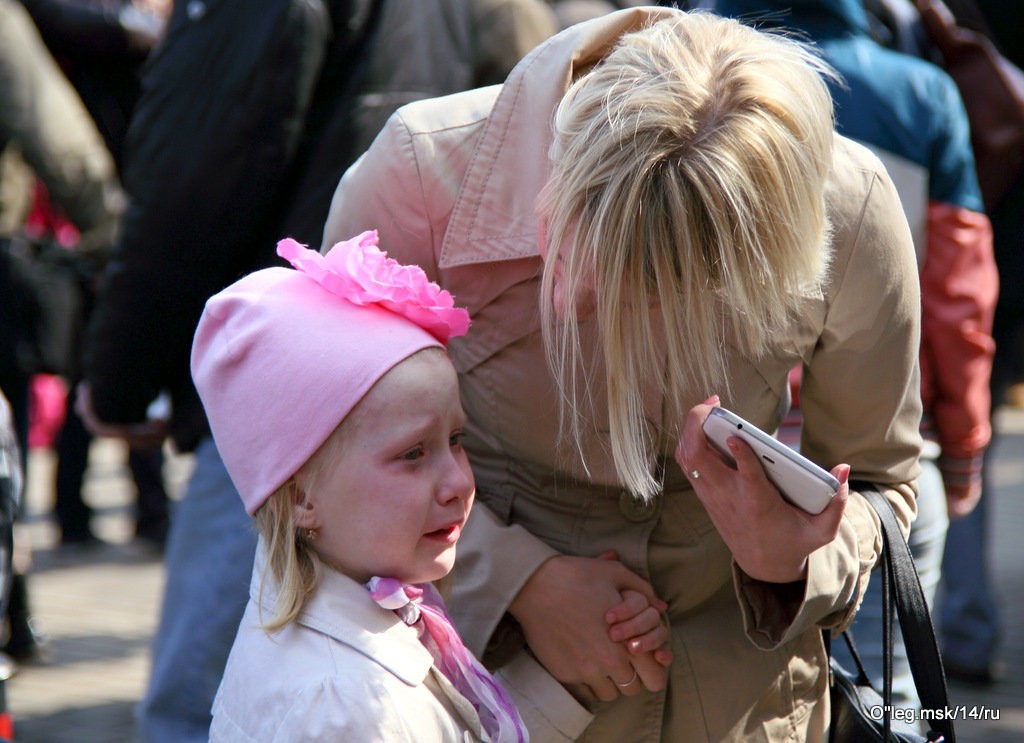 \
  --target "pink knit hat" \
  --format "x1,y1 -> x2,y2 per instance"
191,231 -> 470,515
